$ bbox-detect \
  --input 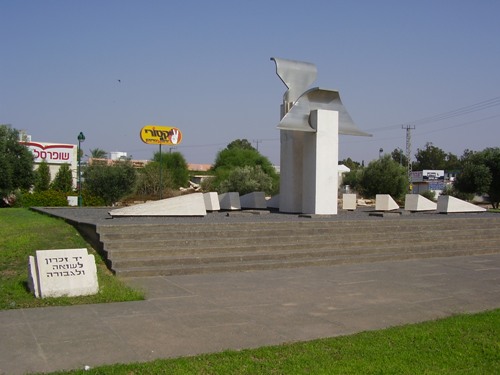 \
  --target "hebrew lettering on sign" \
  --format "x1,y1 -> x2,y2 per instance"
28,248 -> 98,298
